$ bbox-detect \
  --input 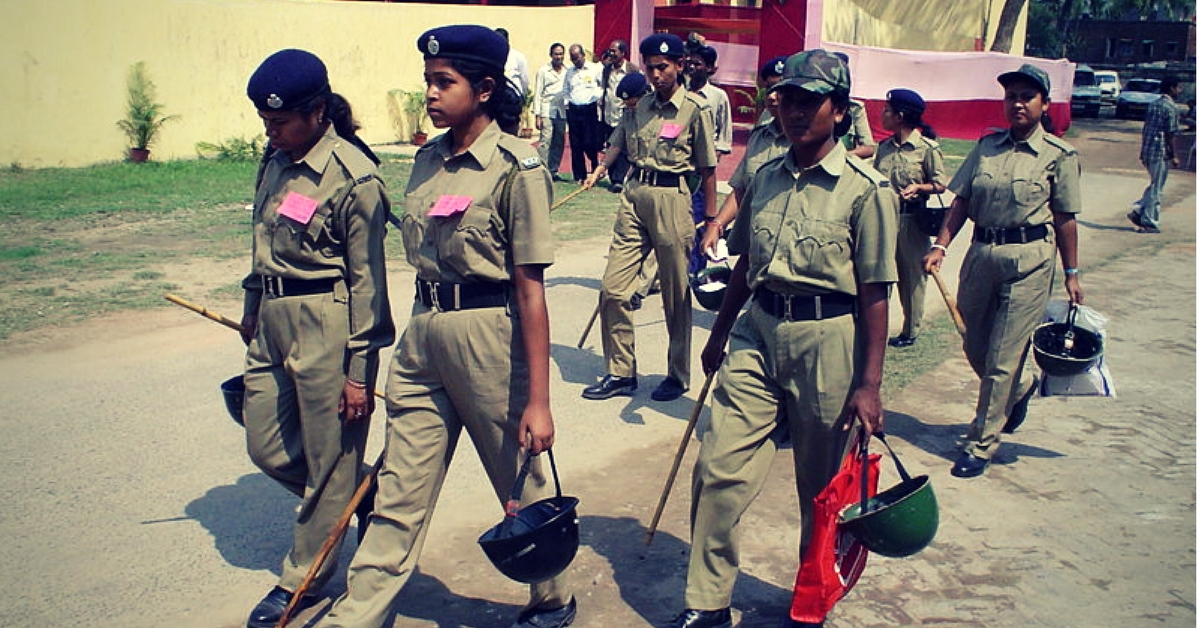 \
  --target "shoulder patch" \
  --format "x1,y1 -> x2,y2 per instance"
683,91 -> 710,110
920,136 -> 940,150
332,142 -> 377,181
496,134 -> 542,170
846,154 -> 890,187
